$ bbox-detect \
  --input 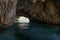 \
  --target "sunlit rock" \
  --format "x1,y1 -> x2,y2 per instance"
18,16 -> 30,23
0,0 -> 17,27
17,16 -> 30,29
